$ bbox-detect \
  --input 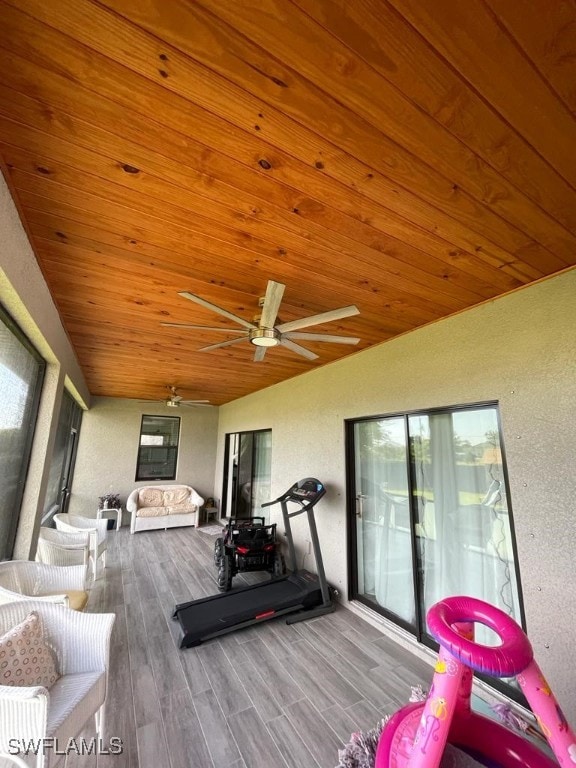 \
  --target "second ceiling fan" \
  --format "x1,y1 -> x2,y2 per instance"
162,281 -> 360,361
